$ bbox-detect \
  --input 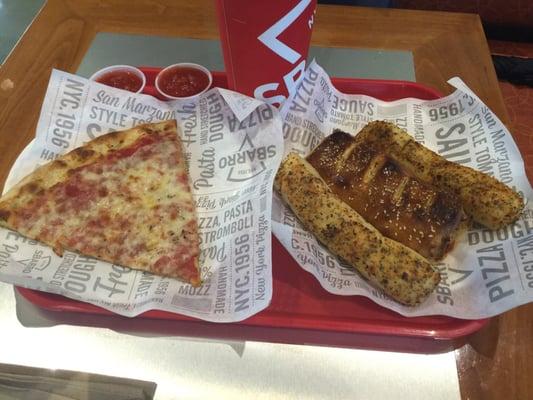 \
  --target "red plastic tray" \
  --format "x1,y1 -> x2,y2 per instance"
16,68 -> 488,353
